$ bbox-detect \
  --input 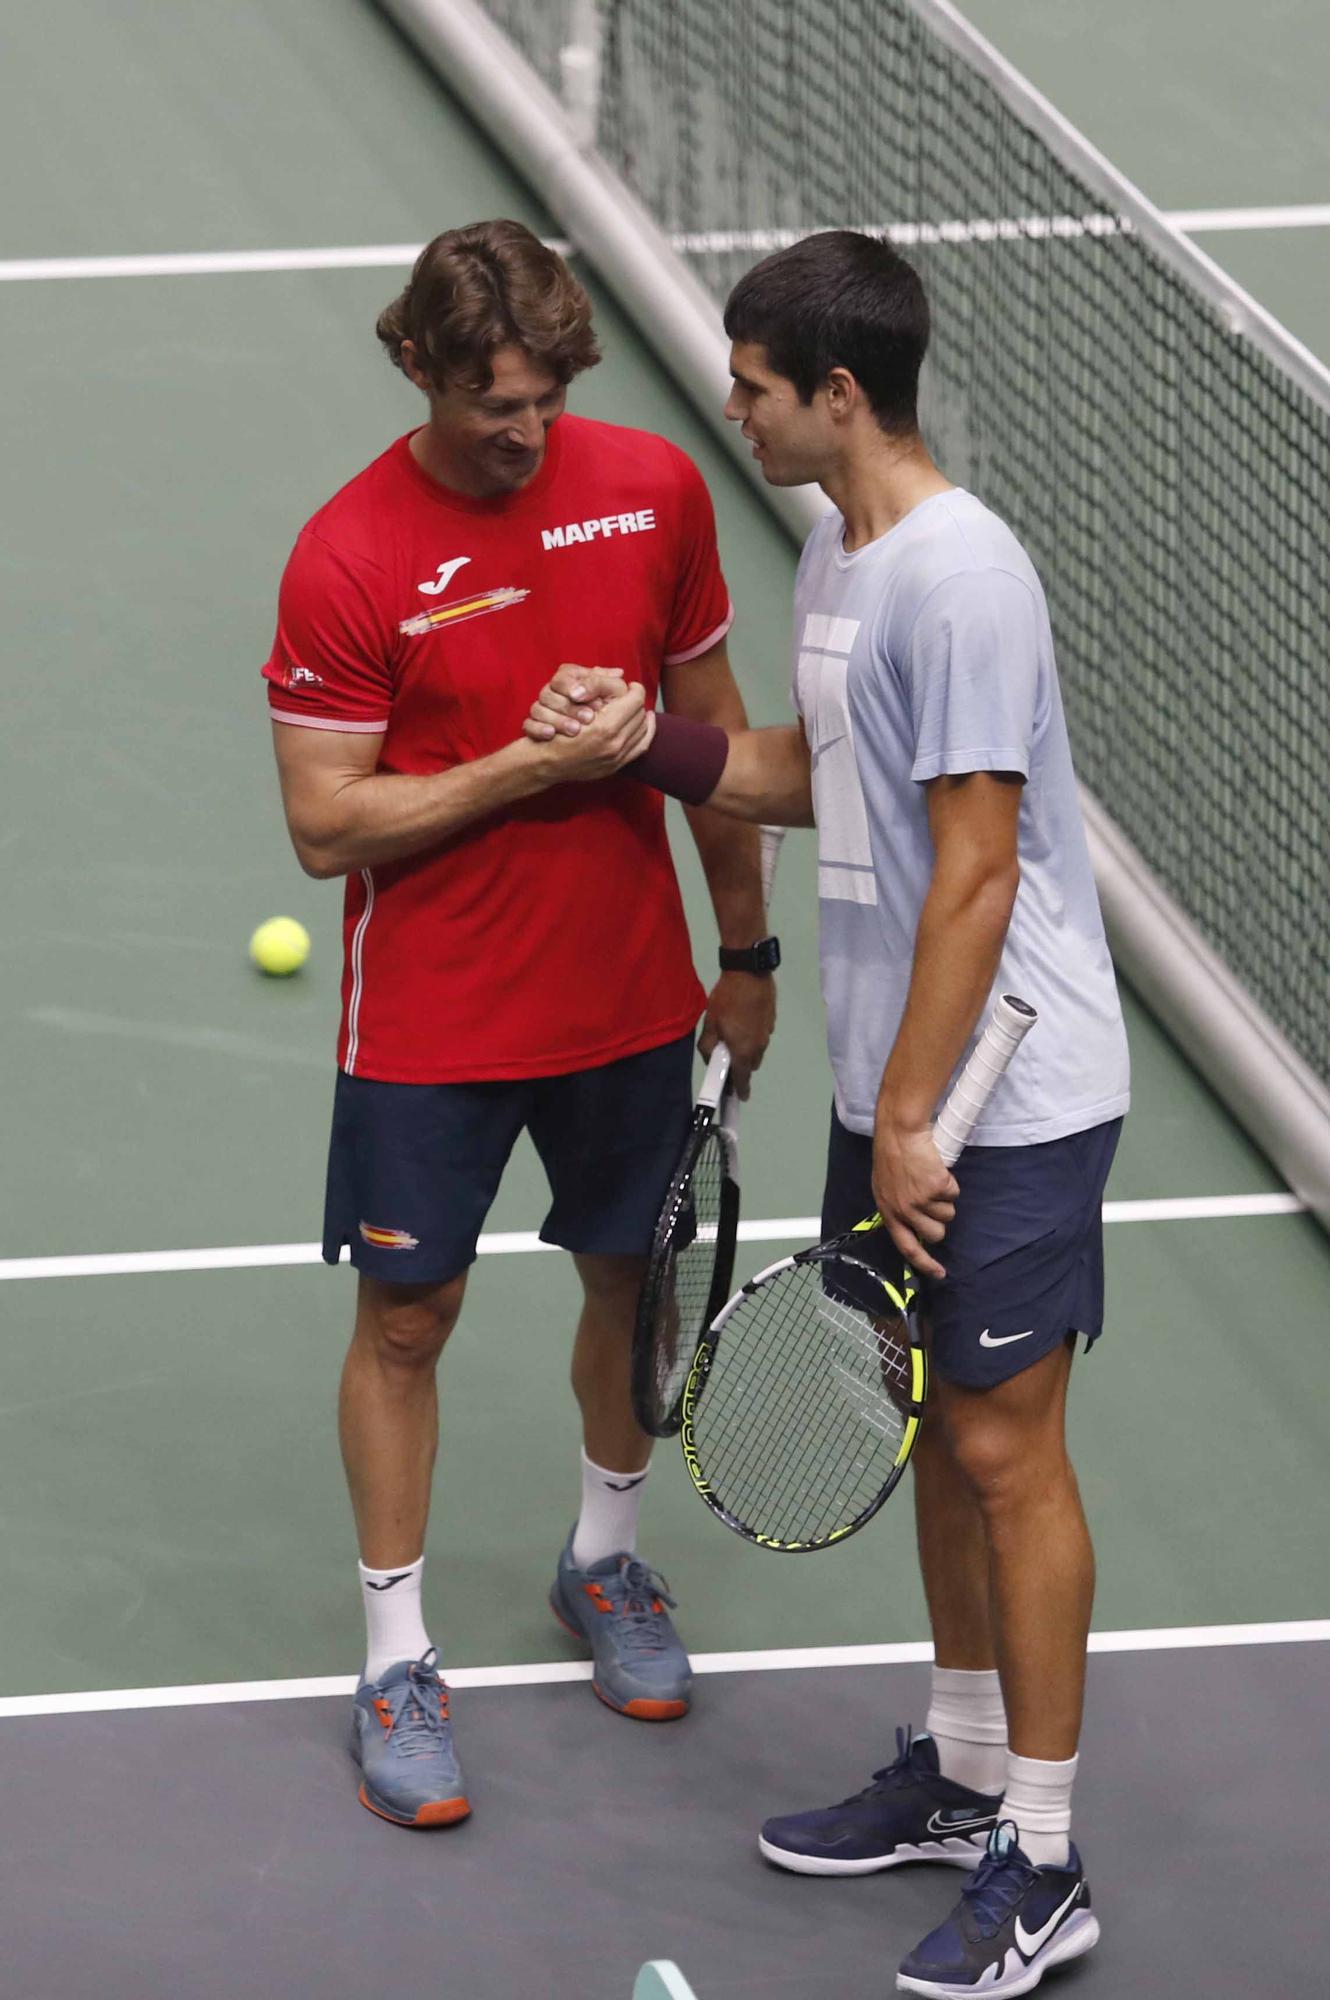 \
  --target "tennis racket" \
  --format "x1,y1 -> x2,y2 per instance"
680,994 -> 1037,1551
630,825 -> 786,1438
